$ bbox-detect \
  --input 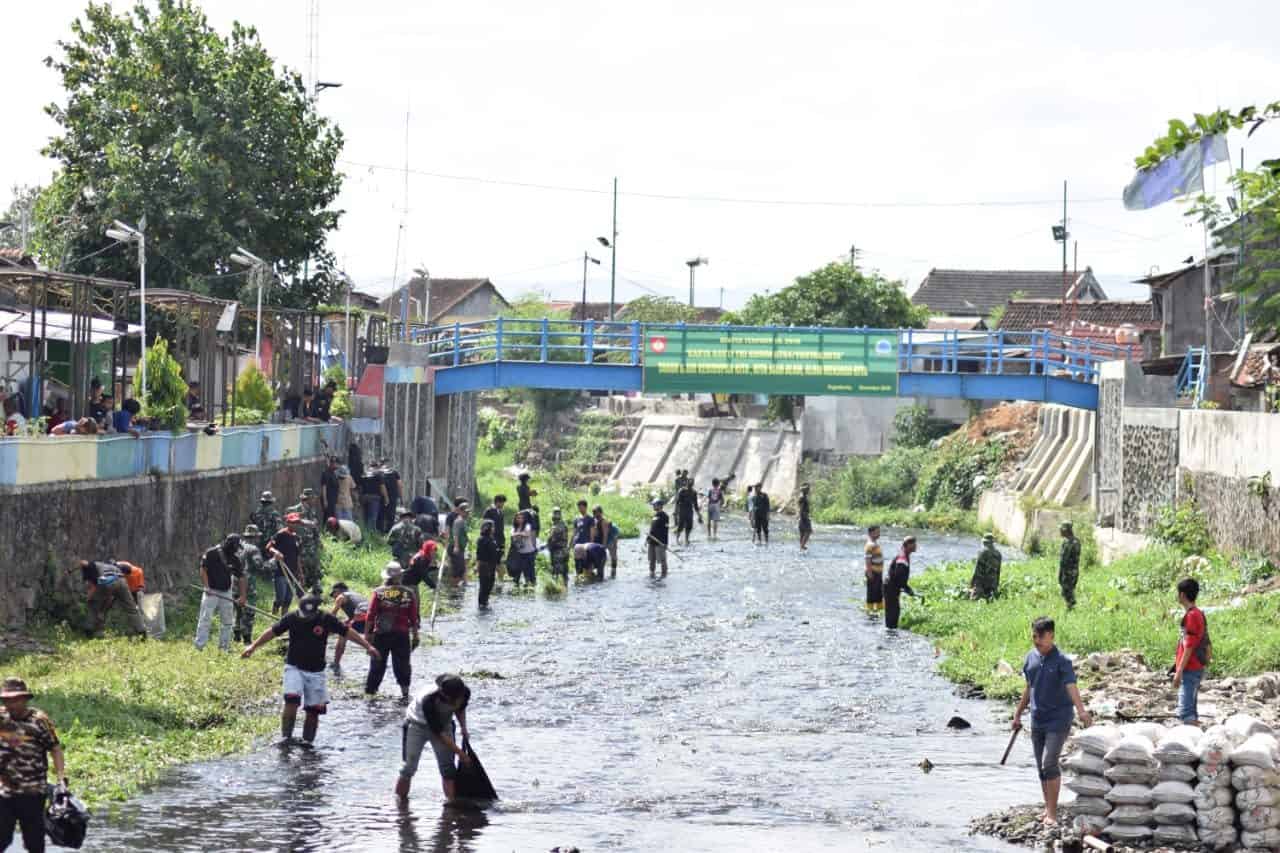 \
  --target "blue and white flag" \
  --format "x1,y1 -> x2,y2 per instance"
1122,134 -> 1230,210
